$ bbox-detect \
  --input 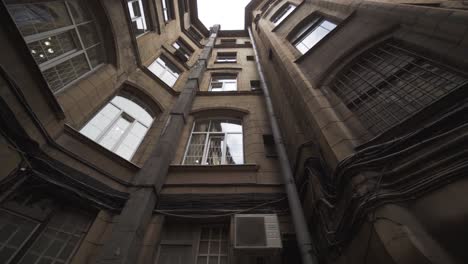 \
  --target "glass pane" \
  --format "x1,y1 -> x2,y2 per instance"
0,210 -> 39,264
111,96 -> 153,126
220,257 -> 227,264
210,241 -> 219,254
67,0 -> 92,24
193,120 -> 210,132
78,22 -> 100,48
28,30 -> 79,65
210,120 -> 242,133
273,4 -> 296,25
321,20 -> 337,31
226,134 -> 243,164
99,116 -> 131,150
148,57 -> 180,87
86,44 -> 105,68
301,26 -> 328,51
208,256 -> 218,264
7,2 -> 72,36
81,103 -> 120,140
115,122 -> 149,160
20,209 -> 92,264
198,241 -> 208,254
129,1 -> 142,18
184,134 -> 206,165
132,19 -> 146,36
206,136 -> 224,165
42,53 -> 90,92
197,256 -> 207,264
